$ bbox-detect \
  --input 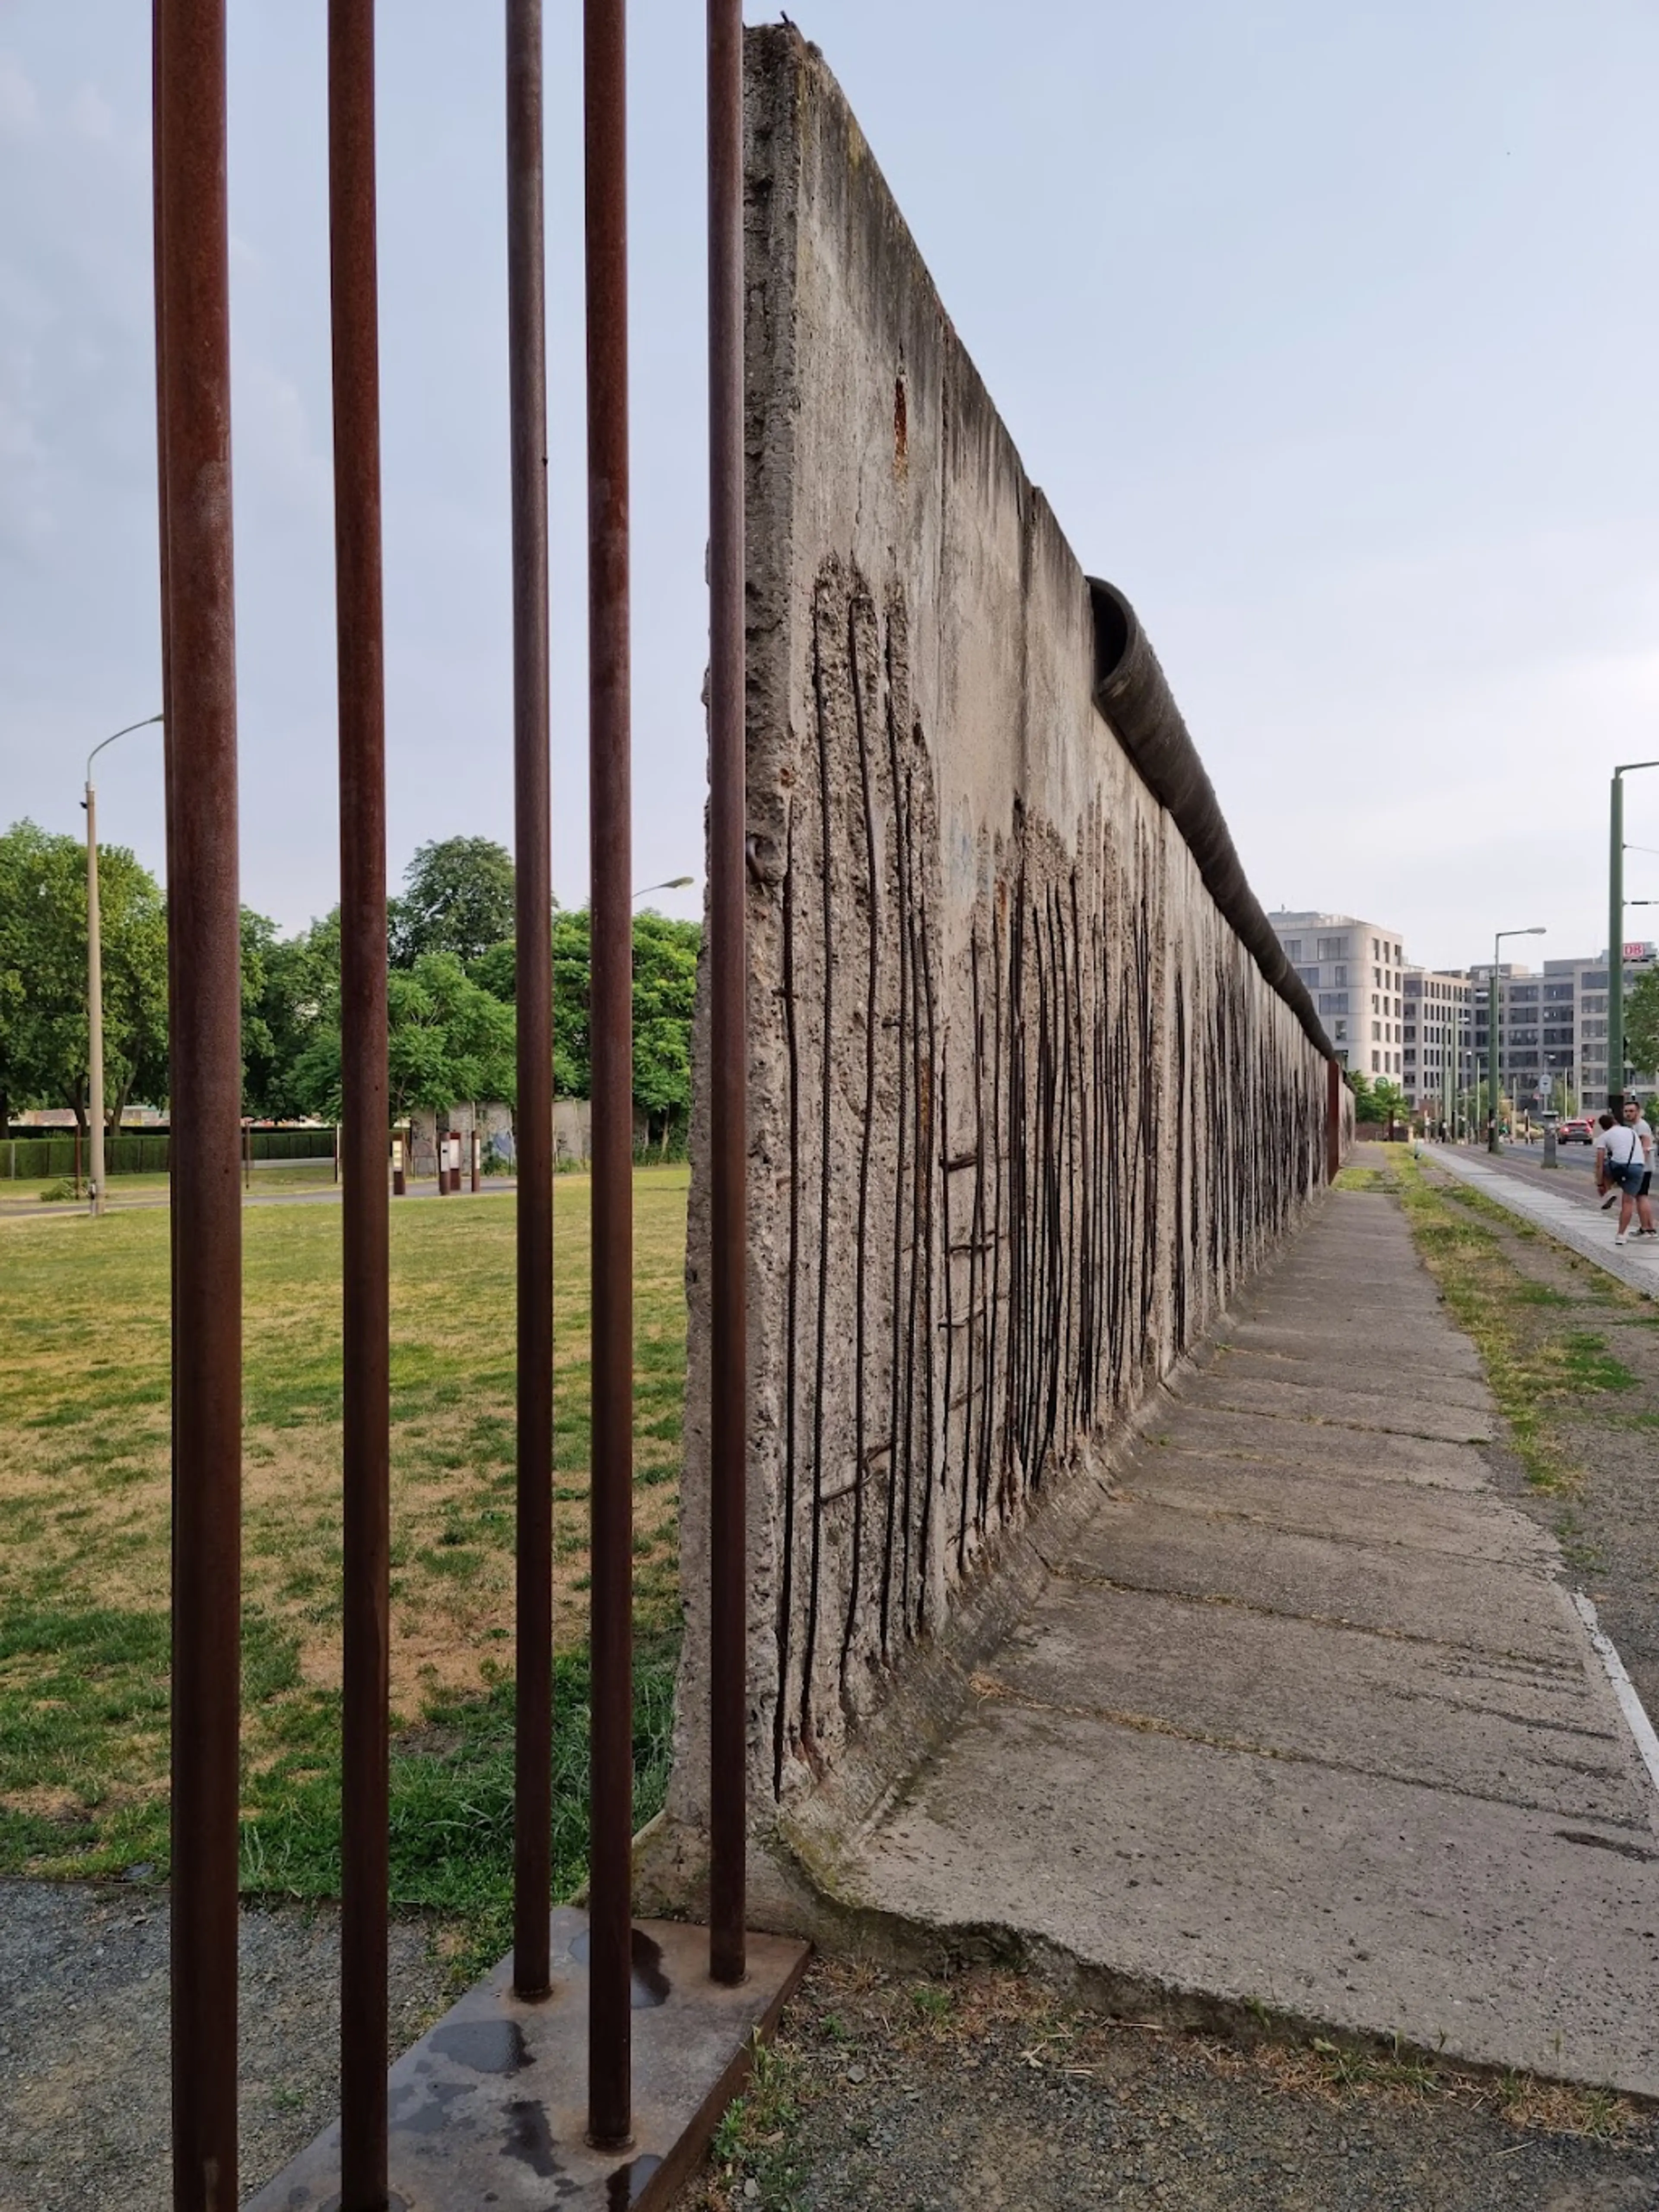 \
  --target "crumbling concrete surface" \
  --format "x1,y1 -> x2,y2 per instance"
643,29 -> 1340,1929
